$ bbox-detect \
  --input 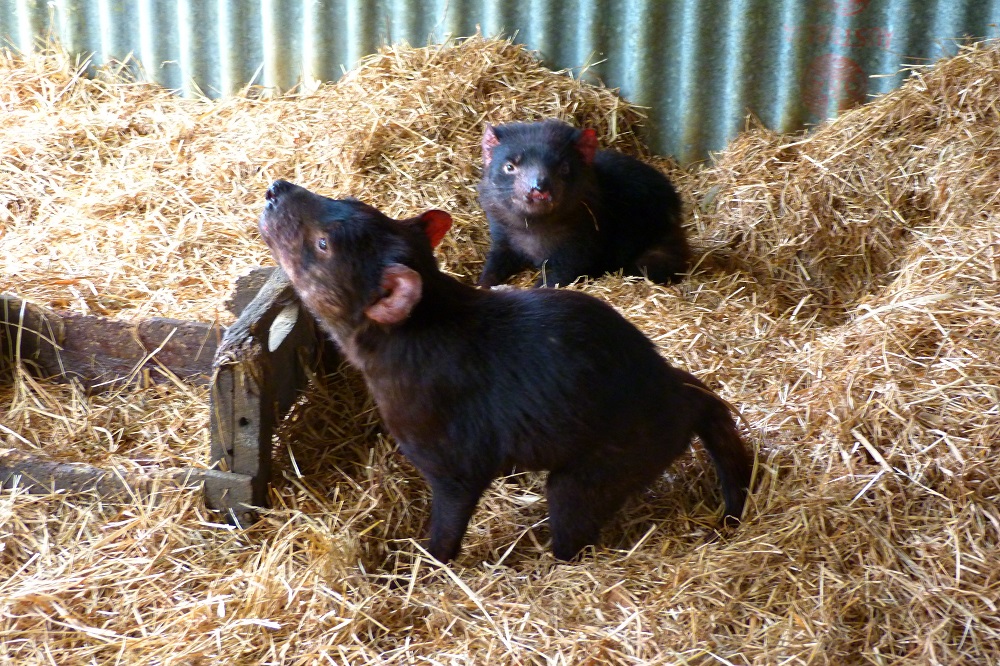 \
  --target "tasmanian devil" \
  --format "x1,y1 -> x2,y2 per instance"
477,119 -> 691,288
258,180 -> 752,564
